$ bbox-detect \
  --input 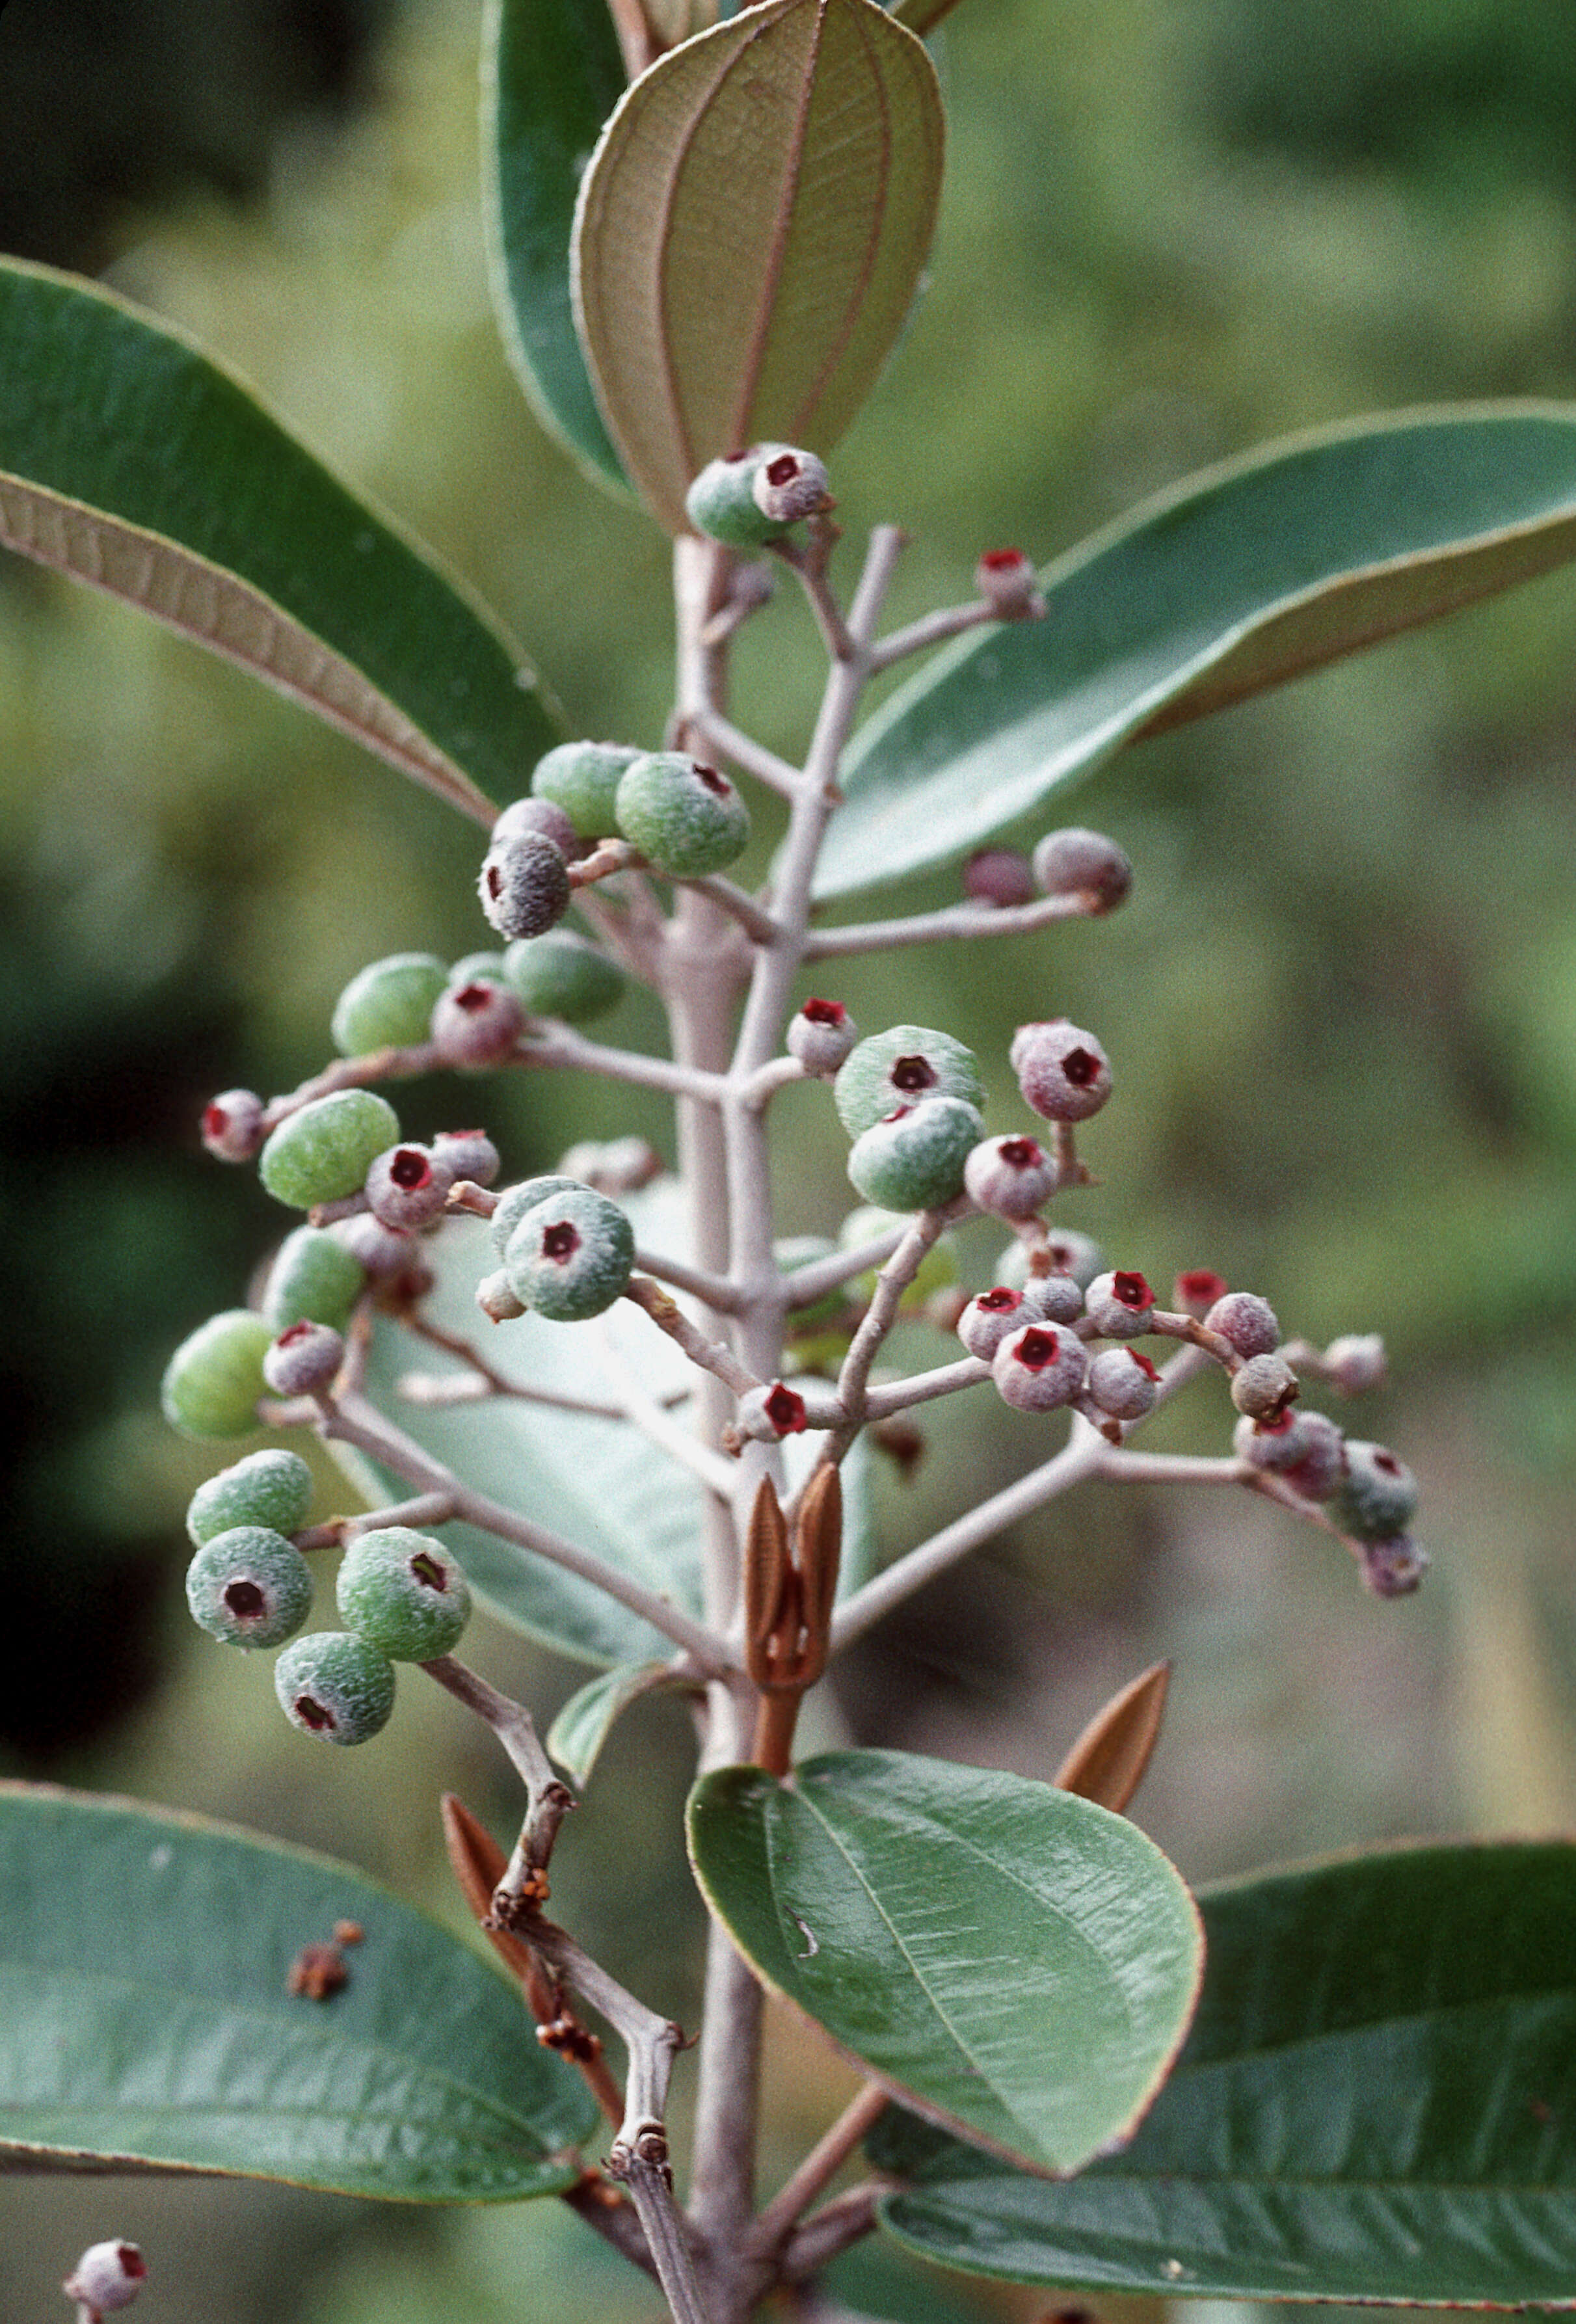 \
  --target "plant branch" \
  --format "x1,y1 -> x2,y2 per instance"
519,1024 -> 728,1105
803,890 -> 1089,960
623,1274 -> 764,1400
680,875 -> 785,947
592,1316 -> 740,1500
684,706 -> 804,799
865,595 -> 999,671
779,2182 -> 886,2280
397,1311 -> 644,1417
749,2081 -> 889,2258
632,1247 -> 747,1314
